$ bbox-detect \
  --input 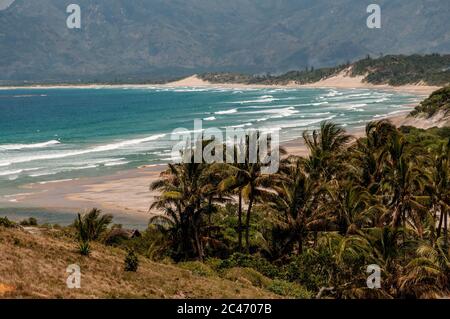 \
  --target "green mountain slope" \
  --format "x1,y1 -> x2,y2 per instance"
0,0 -> 450,83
